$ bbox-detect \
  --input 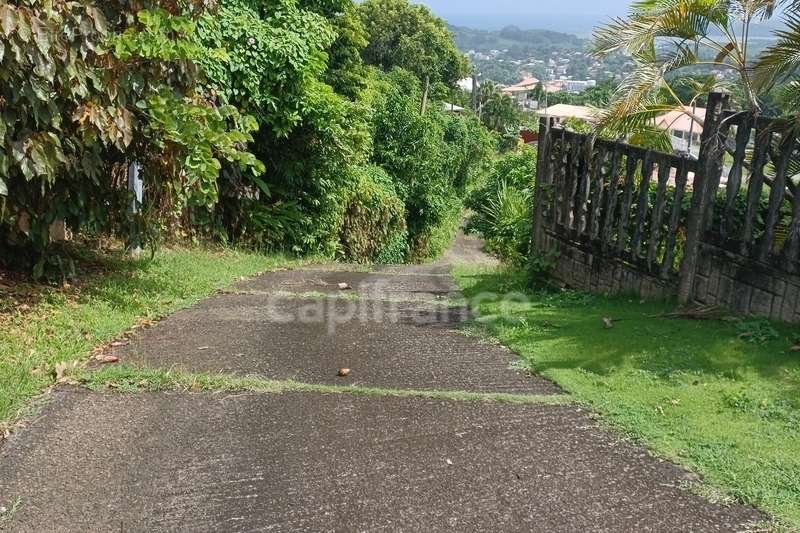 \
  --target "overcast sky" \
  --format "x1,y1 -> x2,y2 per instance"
413,0 -> 631,34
